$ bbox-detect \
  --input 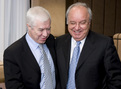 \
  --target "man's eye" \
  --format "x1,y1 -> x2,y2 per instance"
38,28 -> 44,31
80,21 -> 86,25
70,22 -> 76,25
46,28 -> 51,31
